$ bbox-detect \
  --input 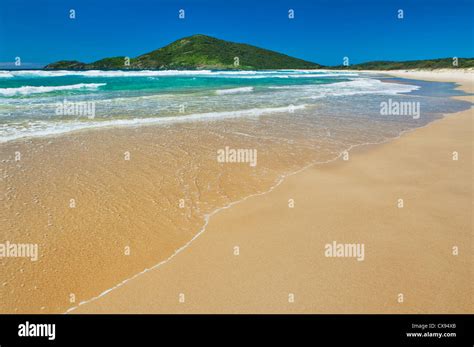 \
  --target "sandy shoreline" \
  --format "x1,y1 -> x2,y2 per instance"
68,70 -> 472,313
1,70 -> 472,314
